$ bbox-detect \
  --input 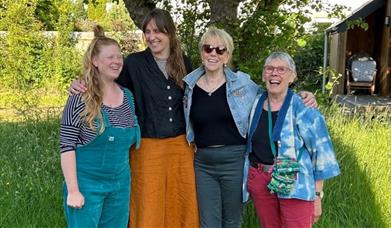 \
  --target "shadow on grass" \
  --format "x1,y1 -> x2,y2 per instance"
241,136 -> 387,227
315,136 -> 387,227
